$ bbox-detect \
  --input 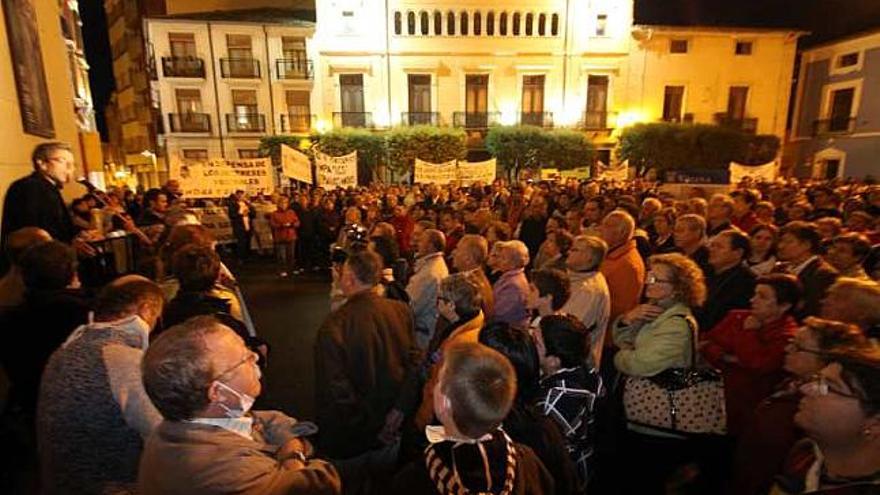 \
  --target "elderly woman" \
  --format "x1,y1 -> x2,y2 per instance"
820,277 -> 880,339
490,240 -> 531,328
731,318 -> 868,495
612,252 -> 706,494
700,274 -> 801,435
